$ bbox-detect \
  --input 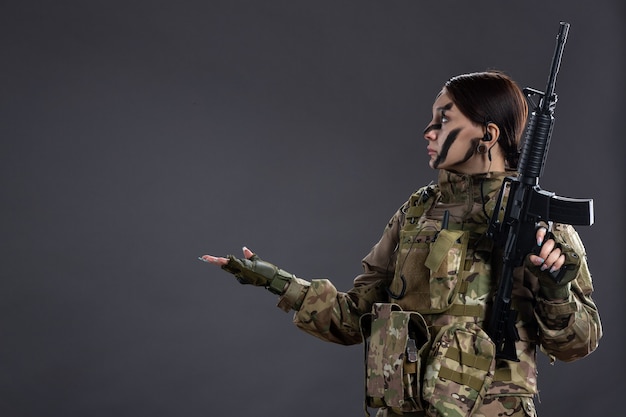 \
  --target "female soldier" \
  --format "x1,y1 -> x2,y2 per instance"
199,71 -> 601,417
